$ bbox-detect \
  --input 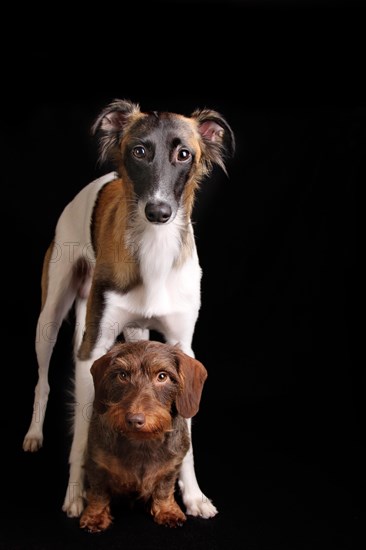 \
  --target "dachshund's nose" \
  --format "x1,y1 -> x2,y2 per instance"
126,412 -> 146,429
145,201 -> 172,223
